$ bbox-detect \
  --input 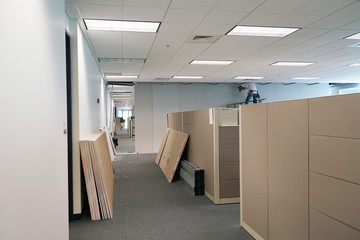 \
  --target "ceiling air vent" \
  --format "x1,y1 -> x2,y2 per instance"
186,35 -> 220,43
